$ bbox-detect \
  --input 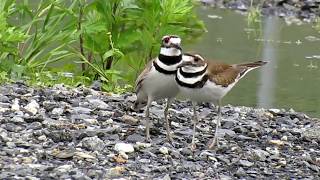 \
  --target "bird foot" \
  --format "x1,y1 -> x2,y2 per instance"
208,138 -> 219,150
190,143 -> 197,151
